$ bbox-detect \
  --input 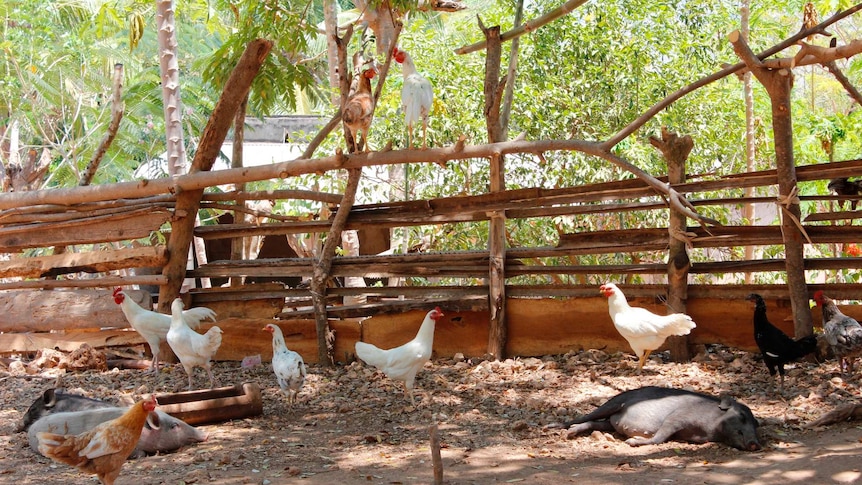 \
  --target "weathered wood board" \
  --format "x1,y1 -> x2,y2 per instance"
212,317 -> 360,364
0,246 -> 168,279
0,329 -> 145,355
0,209 -> 171,251
0,288 -> 149,332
